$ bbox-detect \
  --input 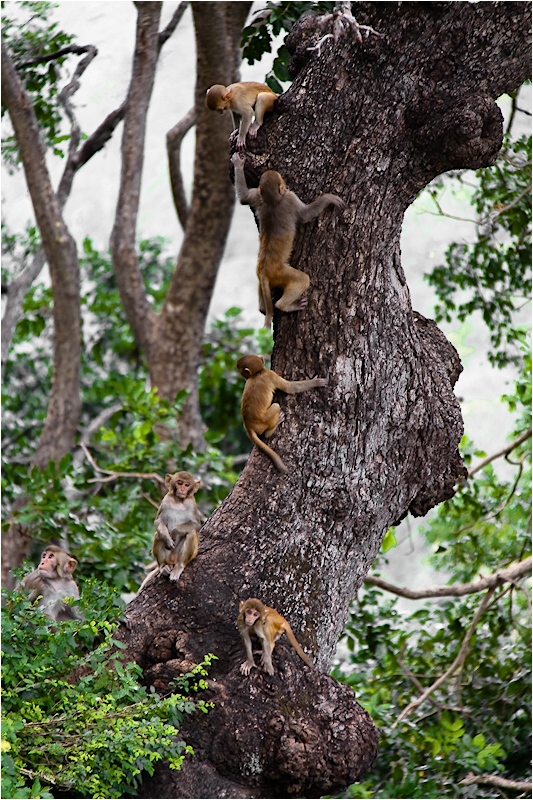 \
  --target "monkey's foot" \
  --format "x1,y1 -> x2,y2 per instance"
160,565 -> 172,576
169,566 -> 184,582
279,295 -> 308,313
240,661 -> 255,675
